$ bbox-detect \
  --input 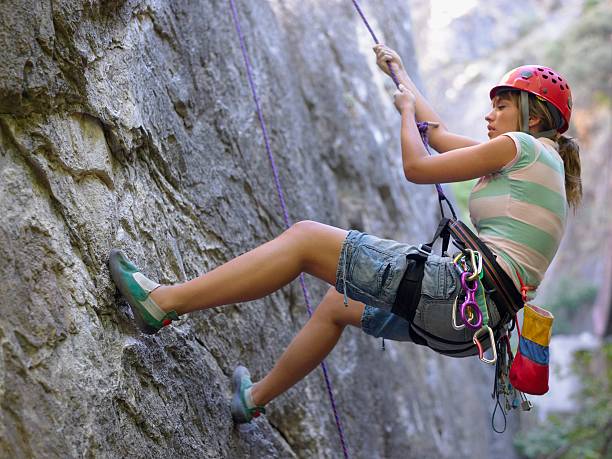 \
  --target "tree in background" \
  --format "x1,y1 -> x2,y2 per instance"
514,343 -> 611,459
